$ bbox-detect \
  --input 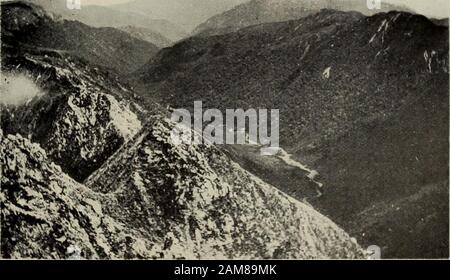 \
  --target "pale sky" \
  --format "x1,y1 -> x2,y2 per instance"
81,0 -> 130,5
386,0 -> 449,18
81,0 -> 449,18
